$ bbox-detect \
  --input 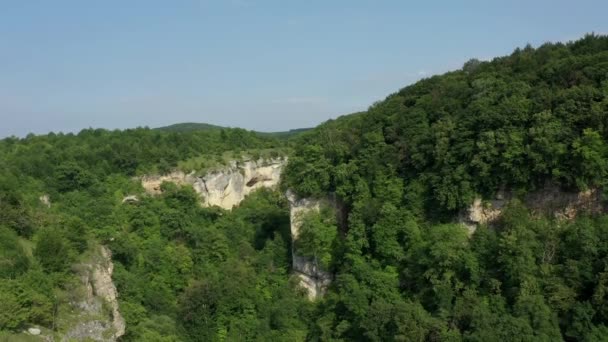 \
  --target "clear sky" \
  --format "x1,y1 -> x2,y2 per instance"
0,0 -> 606,137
